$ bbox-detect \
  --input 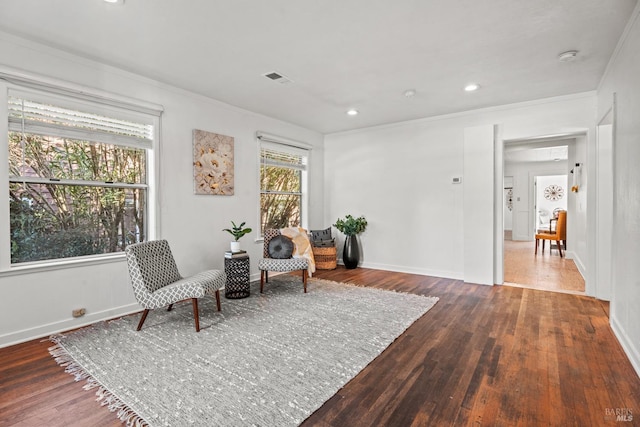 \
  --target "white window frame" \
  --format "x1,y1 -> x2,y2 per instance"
0,72 -> 163,273
256,132 -> 311,239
